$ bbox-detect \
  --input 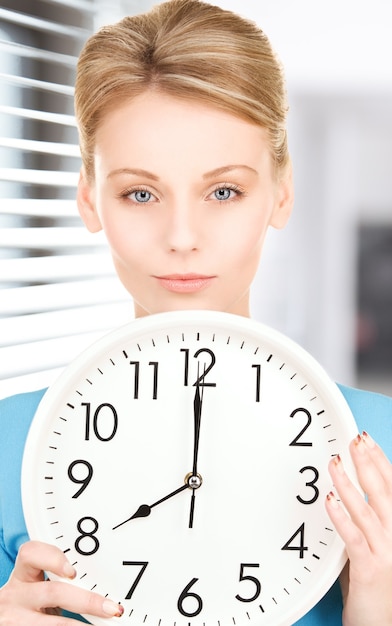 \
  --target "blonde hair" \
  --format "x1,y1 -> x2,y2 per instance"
75,0 -> 289,180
